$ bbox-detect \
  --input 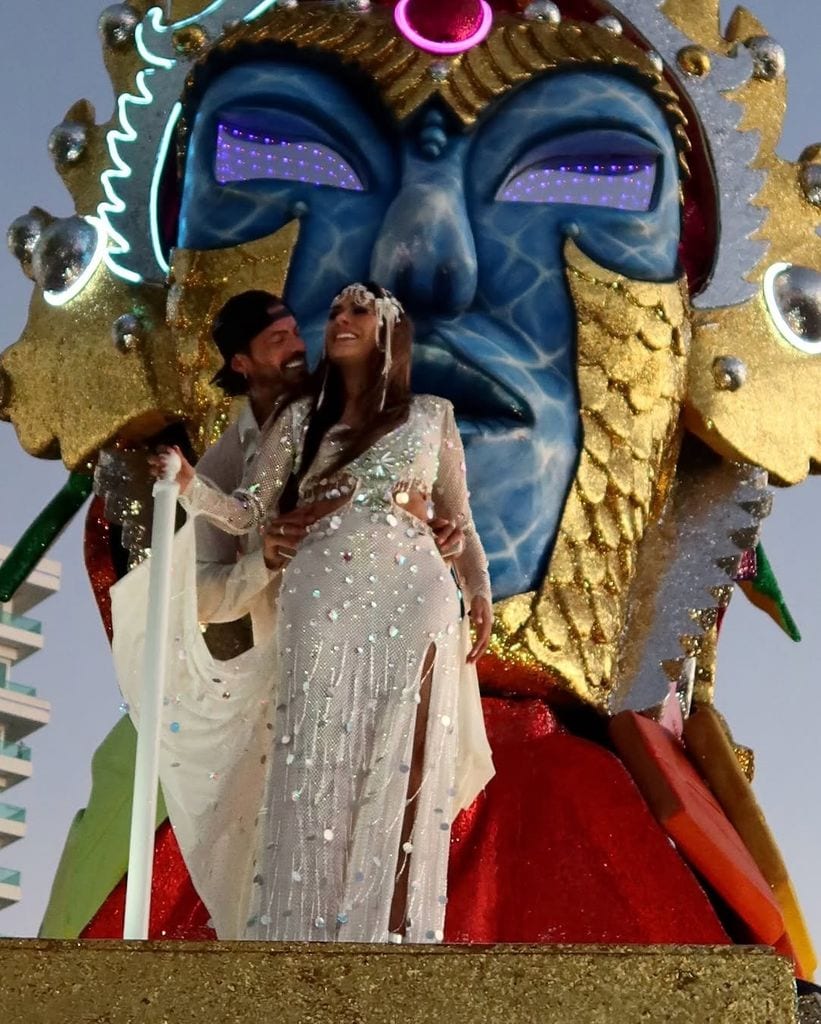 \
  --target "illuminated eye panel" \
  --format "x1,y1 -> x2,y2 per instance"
499,156 -> 657,210
215,123 -> 364,191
